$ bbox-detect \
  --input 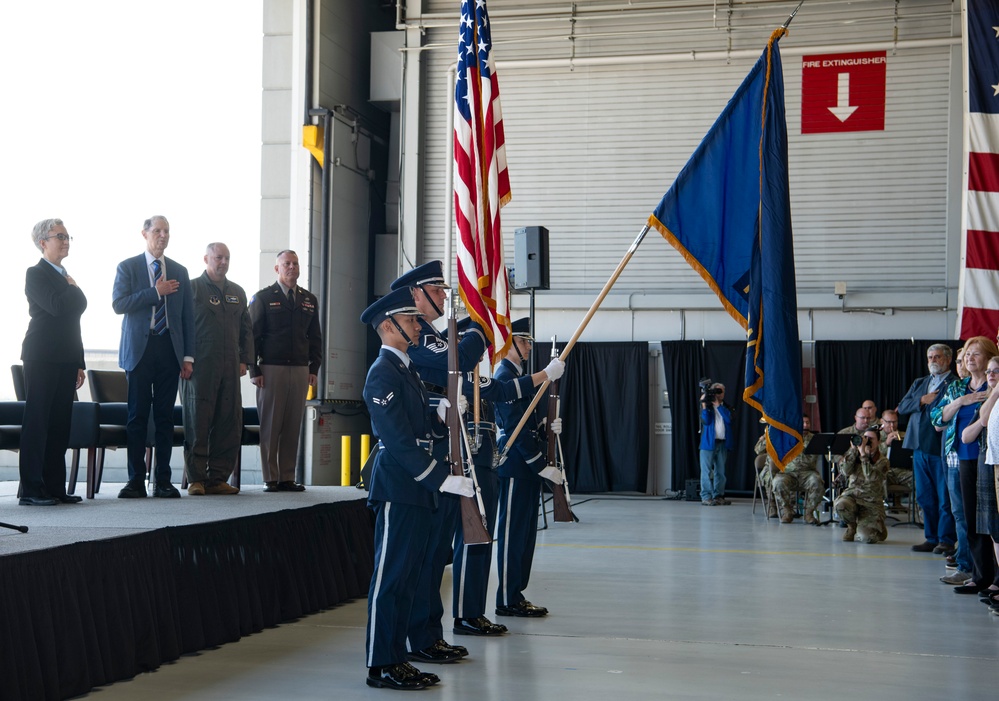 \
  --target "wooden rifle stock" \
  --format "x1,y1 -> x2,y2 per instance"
546,341 -> 573,522
546,382 -> 574,523
448,310 -> 491,545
